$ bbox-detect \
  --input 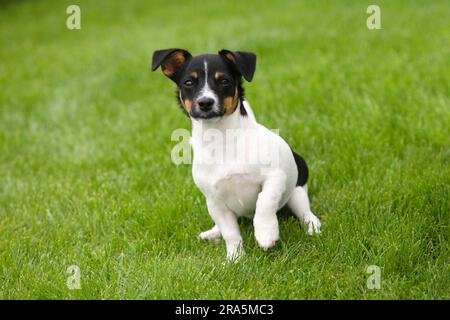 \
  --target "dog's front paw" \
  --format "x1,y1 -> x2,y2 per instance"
304,212 -> 321,236
254,223 -> 279,251
226,242 -> 245,262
